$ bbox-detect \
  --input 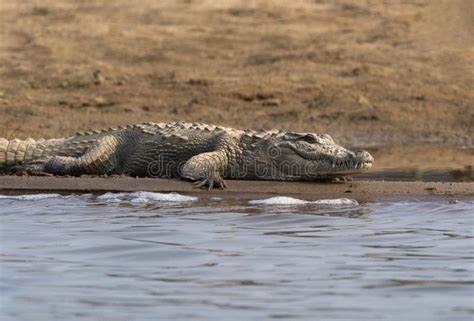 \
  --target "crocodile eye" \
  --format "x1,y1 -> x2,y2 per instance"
301,134 -> 319,143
